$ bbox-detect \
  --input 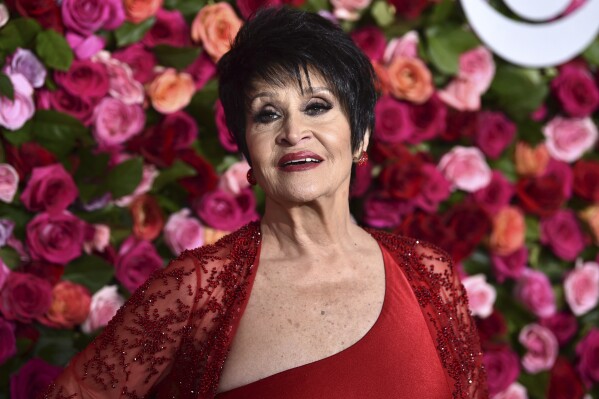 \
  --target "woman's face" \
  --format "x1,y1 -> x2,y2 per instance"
245,73 -> 364,204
